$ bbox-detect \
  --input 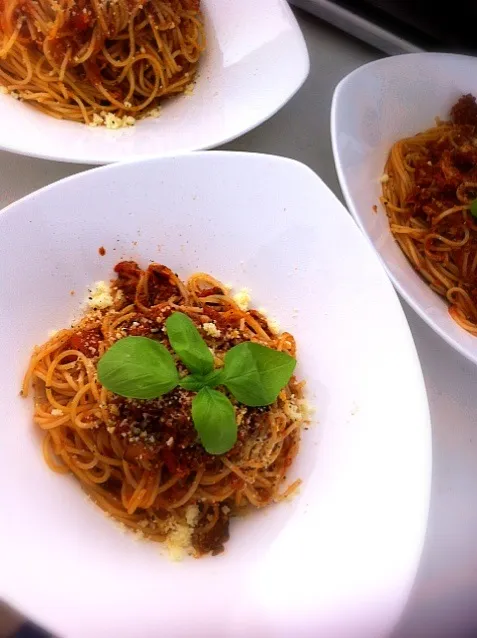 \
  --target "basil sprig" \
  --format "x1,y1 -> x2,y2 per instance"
179,370 -> 223,392
97,312 -> 296,454
471,198 -> 477,218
